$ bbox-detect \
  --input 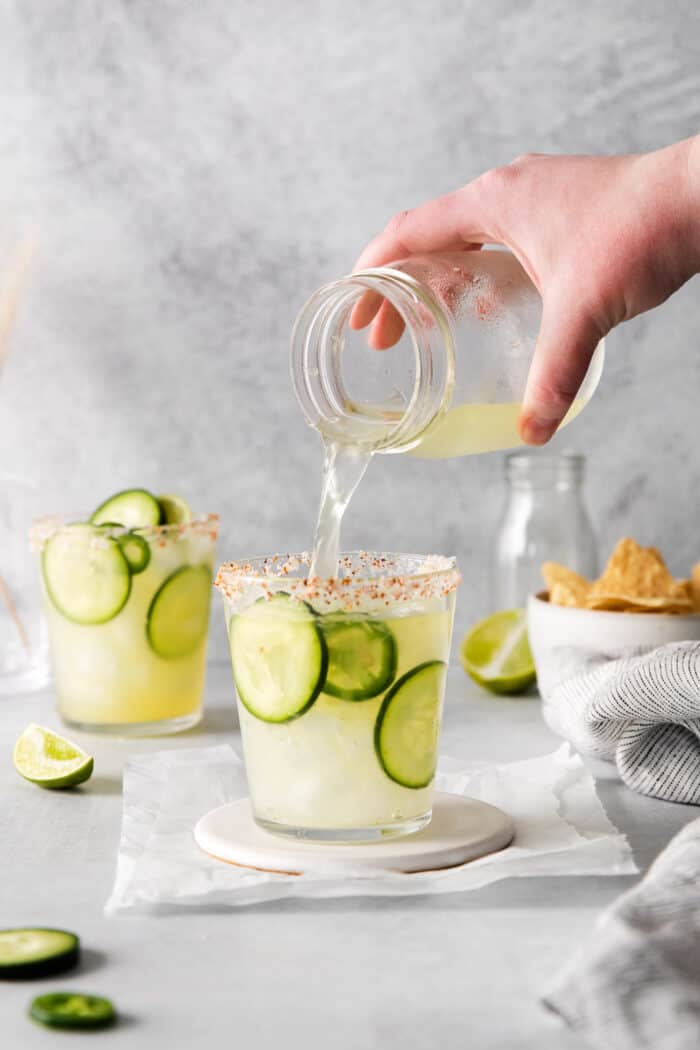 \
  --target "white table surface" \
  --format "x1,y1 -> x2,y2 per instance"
2,663 -> 697,1050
